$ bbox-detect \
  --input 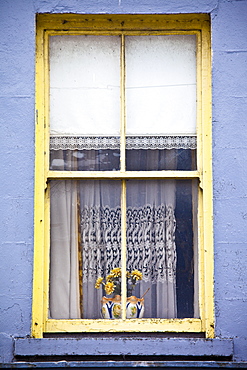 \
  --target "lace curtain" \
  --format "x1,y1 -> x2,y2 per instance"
49,151 -> 178,319
80,180 -> 177,319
